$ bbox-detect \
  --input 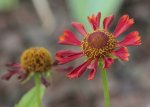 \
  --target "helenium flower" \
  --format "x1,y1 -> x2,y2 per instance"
56,12 -> 141,80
